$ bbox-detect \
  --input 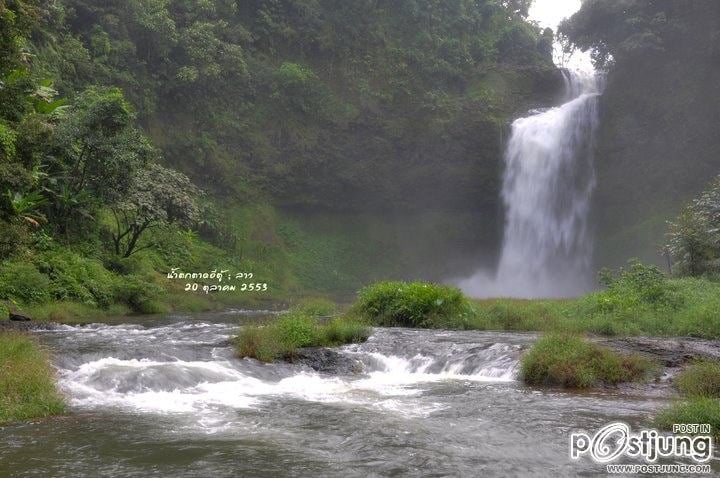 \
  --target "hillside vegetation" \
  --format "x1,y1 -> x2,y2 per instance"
40,0 -> 558,211
0,1 -> 561,319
